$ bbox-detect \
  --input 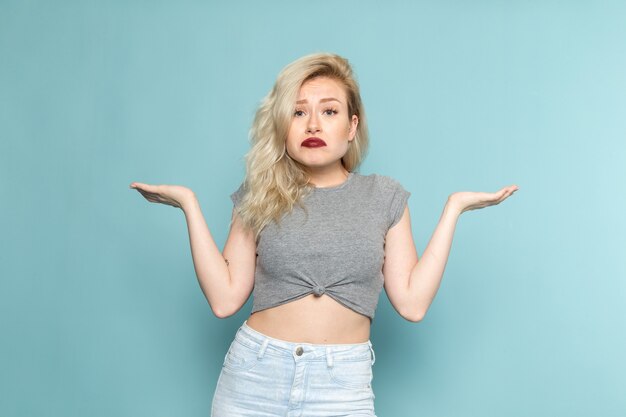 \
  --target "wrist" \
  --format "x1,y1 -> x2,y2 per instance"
181,192 -> 199,212
444,197 -> 464,217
